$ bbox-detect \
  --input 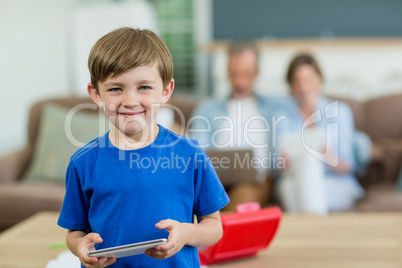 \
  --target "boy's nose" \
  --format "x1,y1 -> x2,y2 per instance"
122,91 -> 140,107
